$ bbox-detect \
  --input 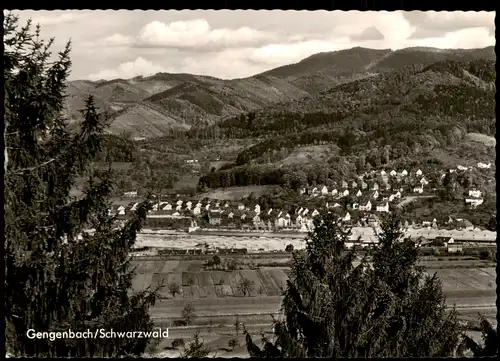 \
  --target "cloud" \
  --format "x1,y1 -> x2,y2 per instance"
404,11 -> 494,39
350,26 -> 385,41
134,19 -> 277,50
28,11 -> 89,26
99,33 -> 134,47
87,57 -> 173,81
